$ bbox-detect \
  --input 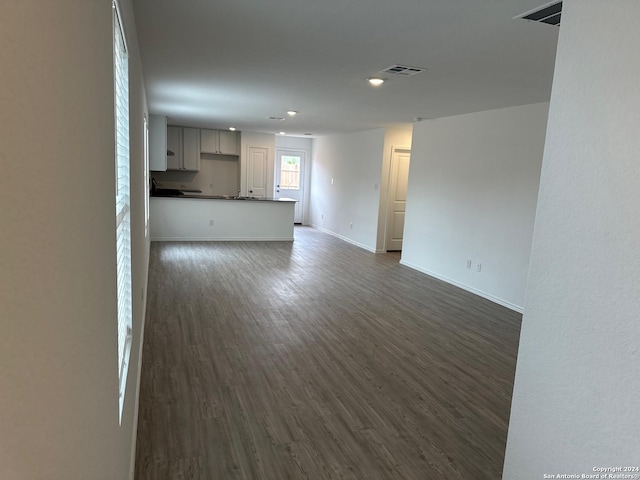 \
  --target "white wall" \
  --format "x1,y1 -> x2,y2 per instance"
503,1 -> 640,477
401,103 -> 549,311
275,135 -> 313,151
0,1 -> 149,478
309,129 -> 386,251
